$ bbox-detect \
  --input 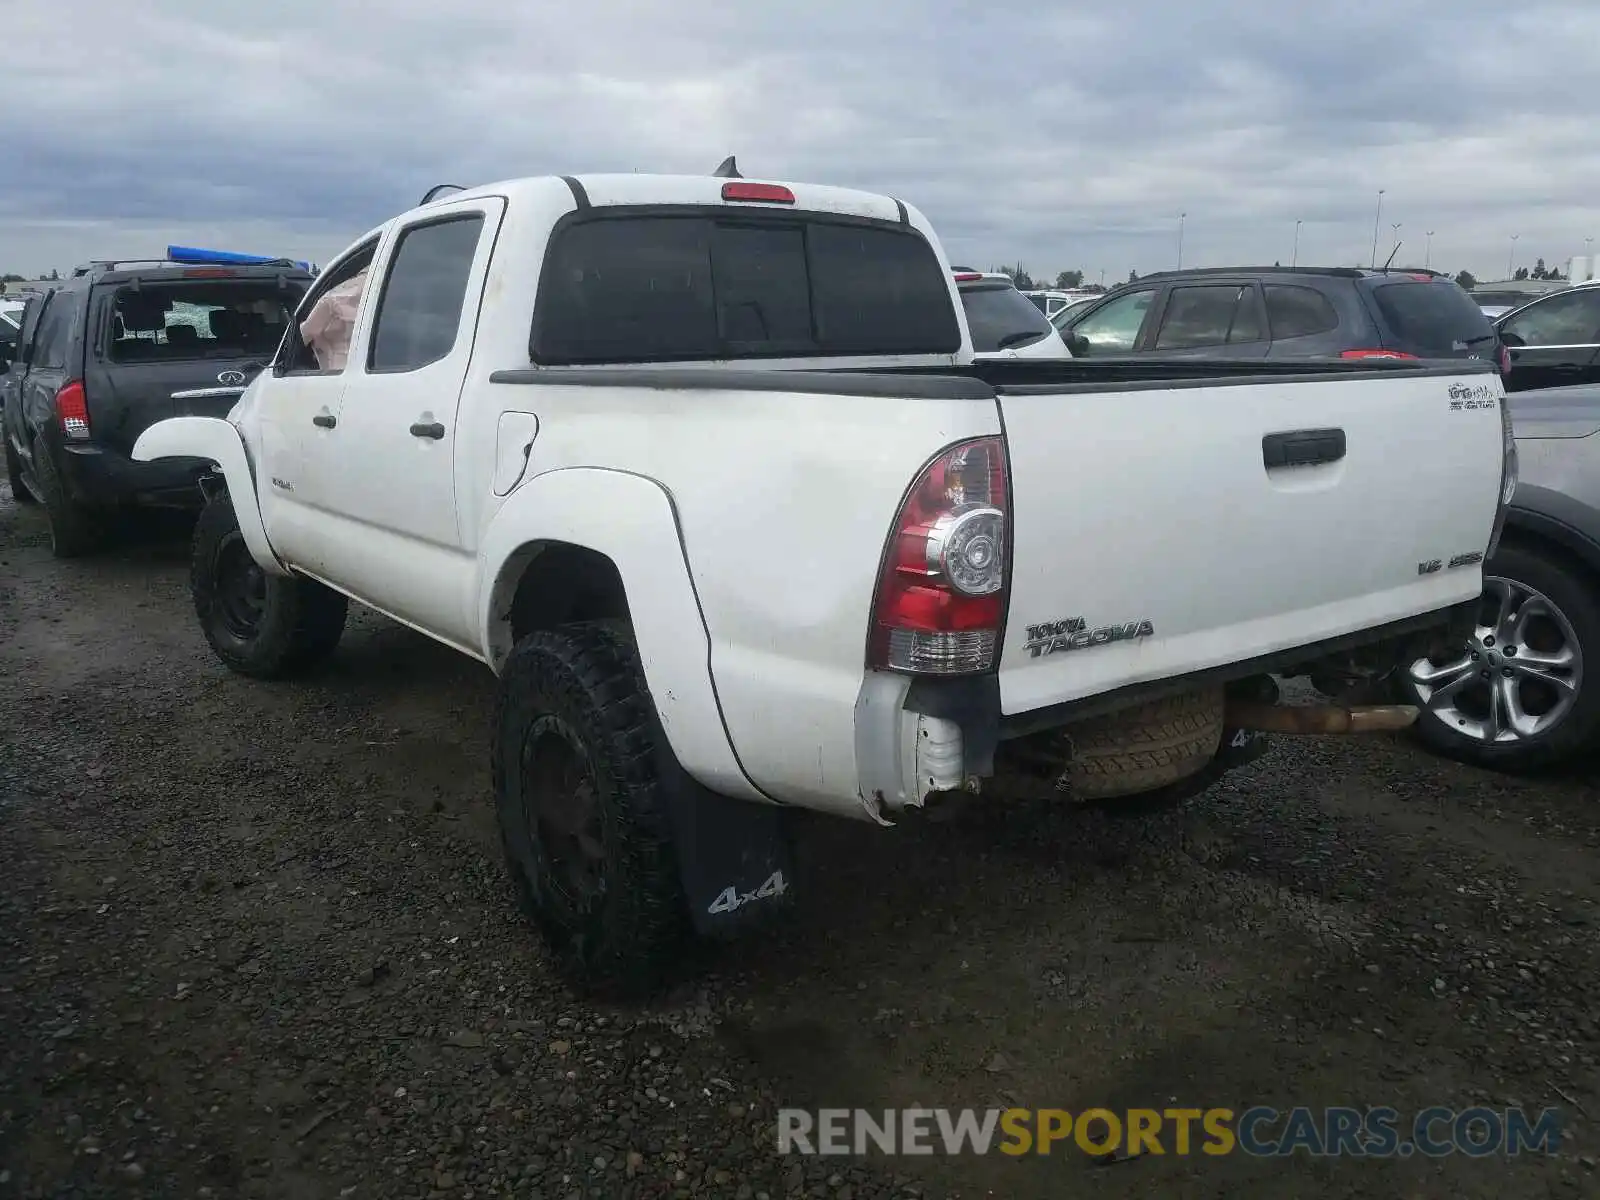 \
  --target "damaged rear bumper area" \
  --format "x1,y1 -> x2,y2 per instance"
853,600 -> 1476,822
